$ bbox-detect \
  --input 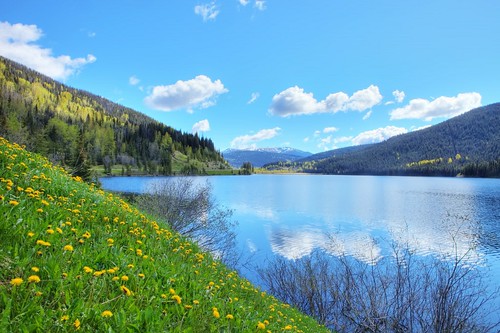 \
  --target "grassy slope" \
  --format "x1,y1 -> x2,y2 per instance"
0,137 -> 328,333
